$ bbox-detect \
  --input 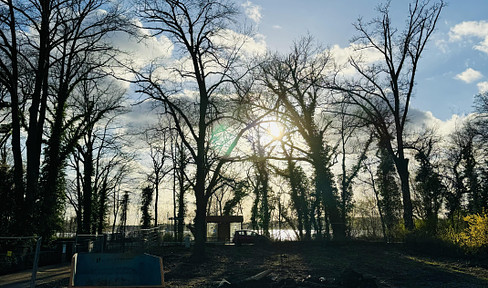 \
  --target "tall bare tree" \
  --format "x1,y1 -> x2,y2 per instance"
66,112 -> 133,235
259,37 -> 344,239
333,0 -> 445,230
335,102 -> 372,236
0,0 -> 53,234
248,130 -> 272,237
144,126 -> 172,227
38,0 -> 128,238
133,0 -> 263,259
173,135 -> 190,242
0,0 -> 128,237
275,145 -> 312,241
